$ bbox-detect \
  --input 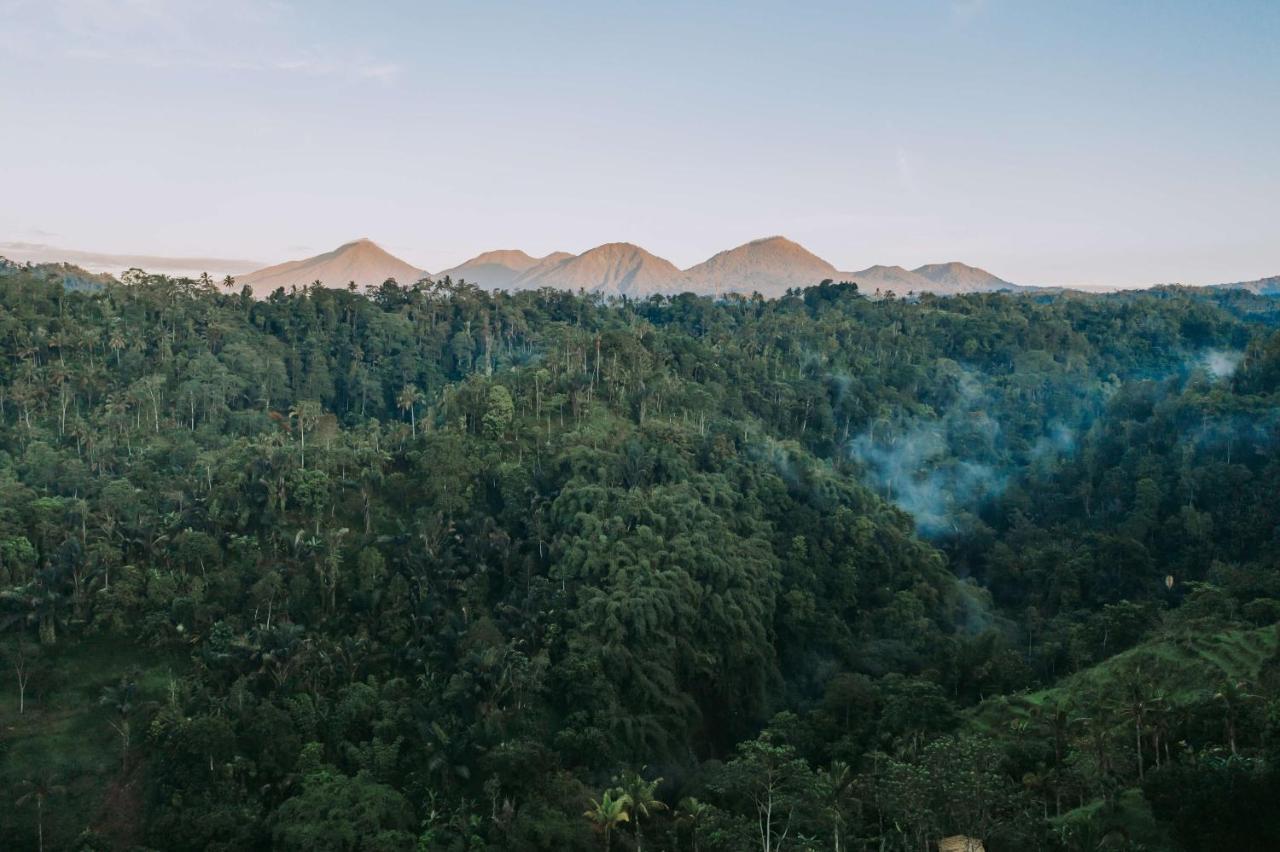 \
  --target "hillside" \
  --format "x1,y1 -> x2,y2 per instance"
3,267 -> 1279,849
23,235 -> 1047,300
435,249 -> 570,289
0,257 -> 114,291
839,263 -> 939,295
510,241 -> 683,296
683,235 -> 838,297
236,238 -> 425,296
1216,274 -> 1280,296
913,261 -> 1016,292
0,241 -> 262,280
